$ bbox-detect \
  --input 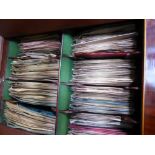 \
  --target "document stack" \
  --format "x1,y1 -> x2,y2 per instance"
5,101 -> 56,134
69,24 -> 138,135
4,34 -> 61,134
